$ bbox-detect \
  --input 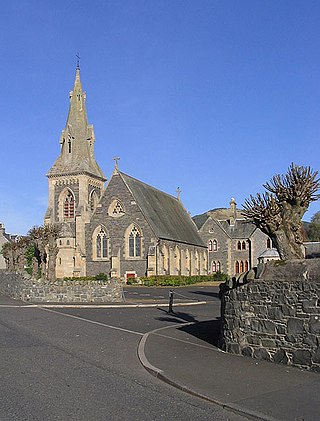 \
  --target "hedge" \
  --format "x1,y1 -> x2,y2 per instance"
128,272 -> 229,286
